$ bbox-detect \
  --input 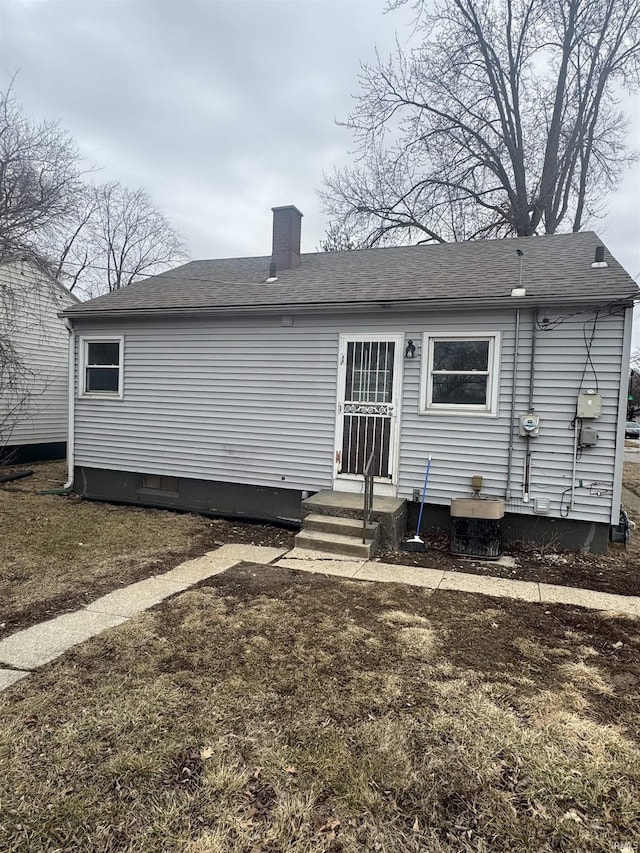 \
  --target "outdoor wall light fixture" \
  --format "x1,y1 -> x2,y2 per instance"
405,339 -> 416,359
